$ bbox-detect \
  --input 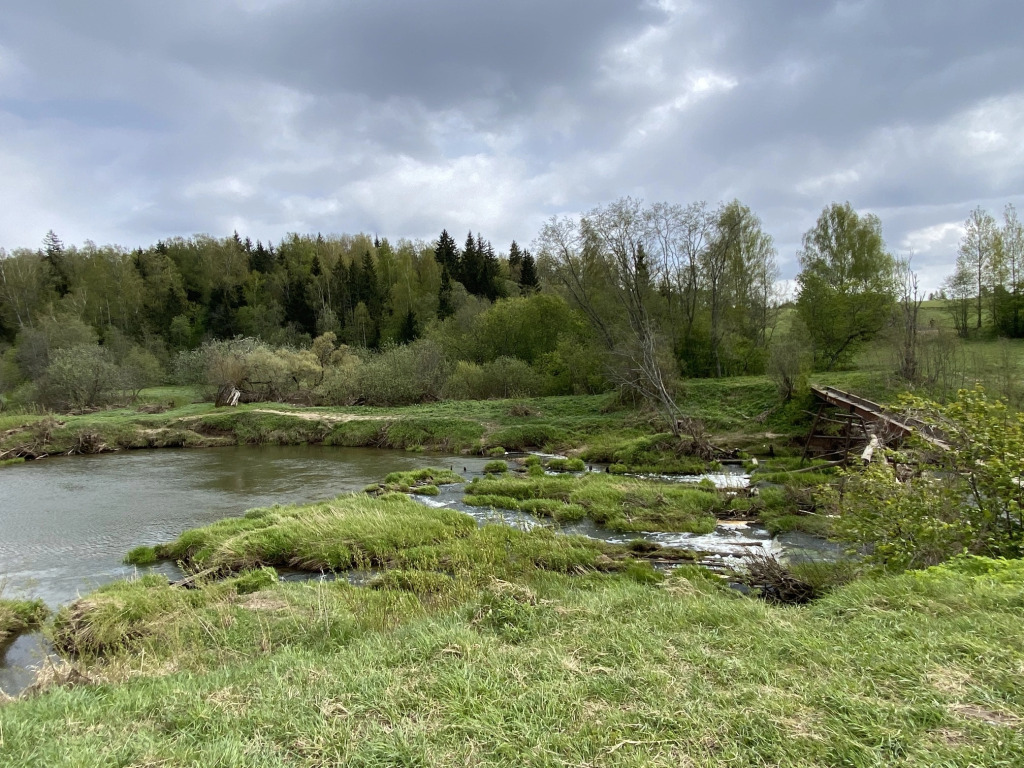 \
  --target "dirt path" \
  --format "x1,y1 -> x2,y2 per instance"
249,408 -> 390,423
